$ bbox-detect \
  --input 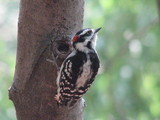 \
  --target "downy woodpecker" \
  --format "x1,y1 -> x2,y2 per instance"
55,28 -> 101,107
